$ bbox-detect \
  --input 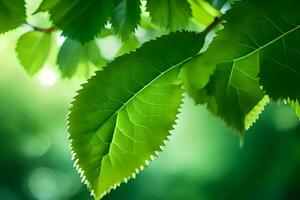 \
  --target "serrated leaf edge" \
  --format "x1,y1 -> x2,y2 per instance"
245,95 -> 270,130
66,91 -> 185,199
